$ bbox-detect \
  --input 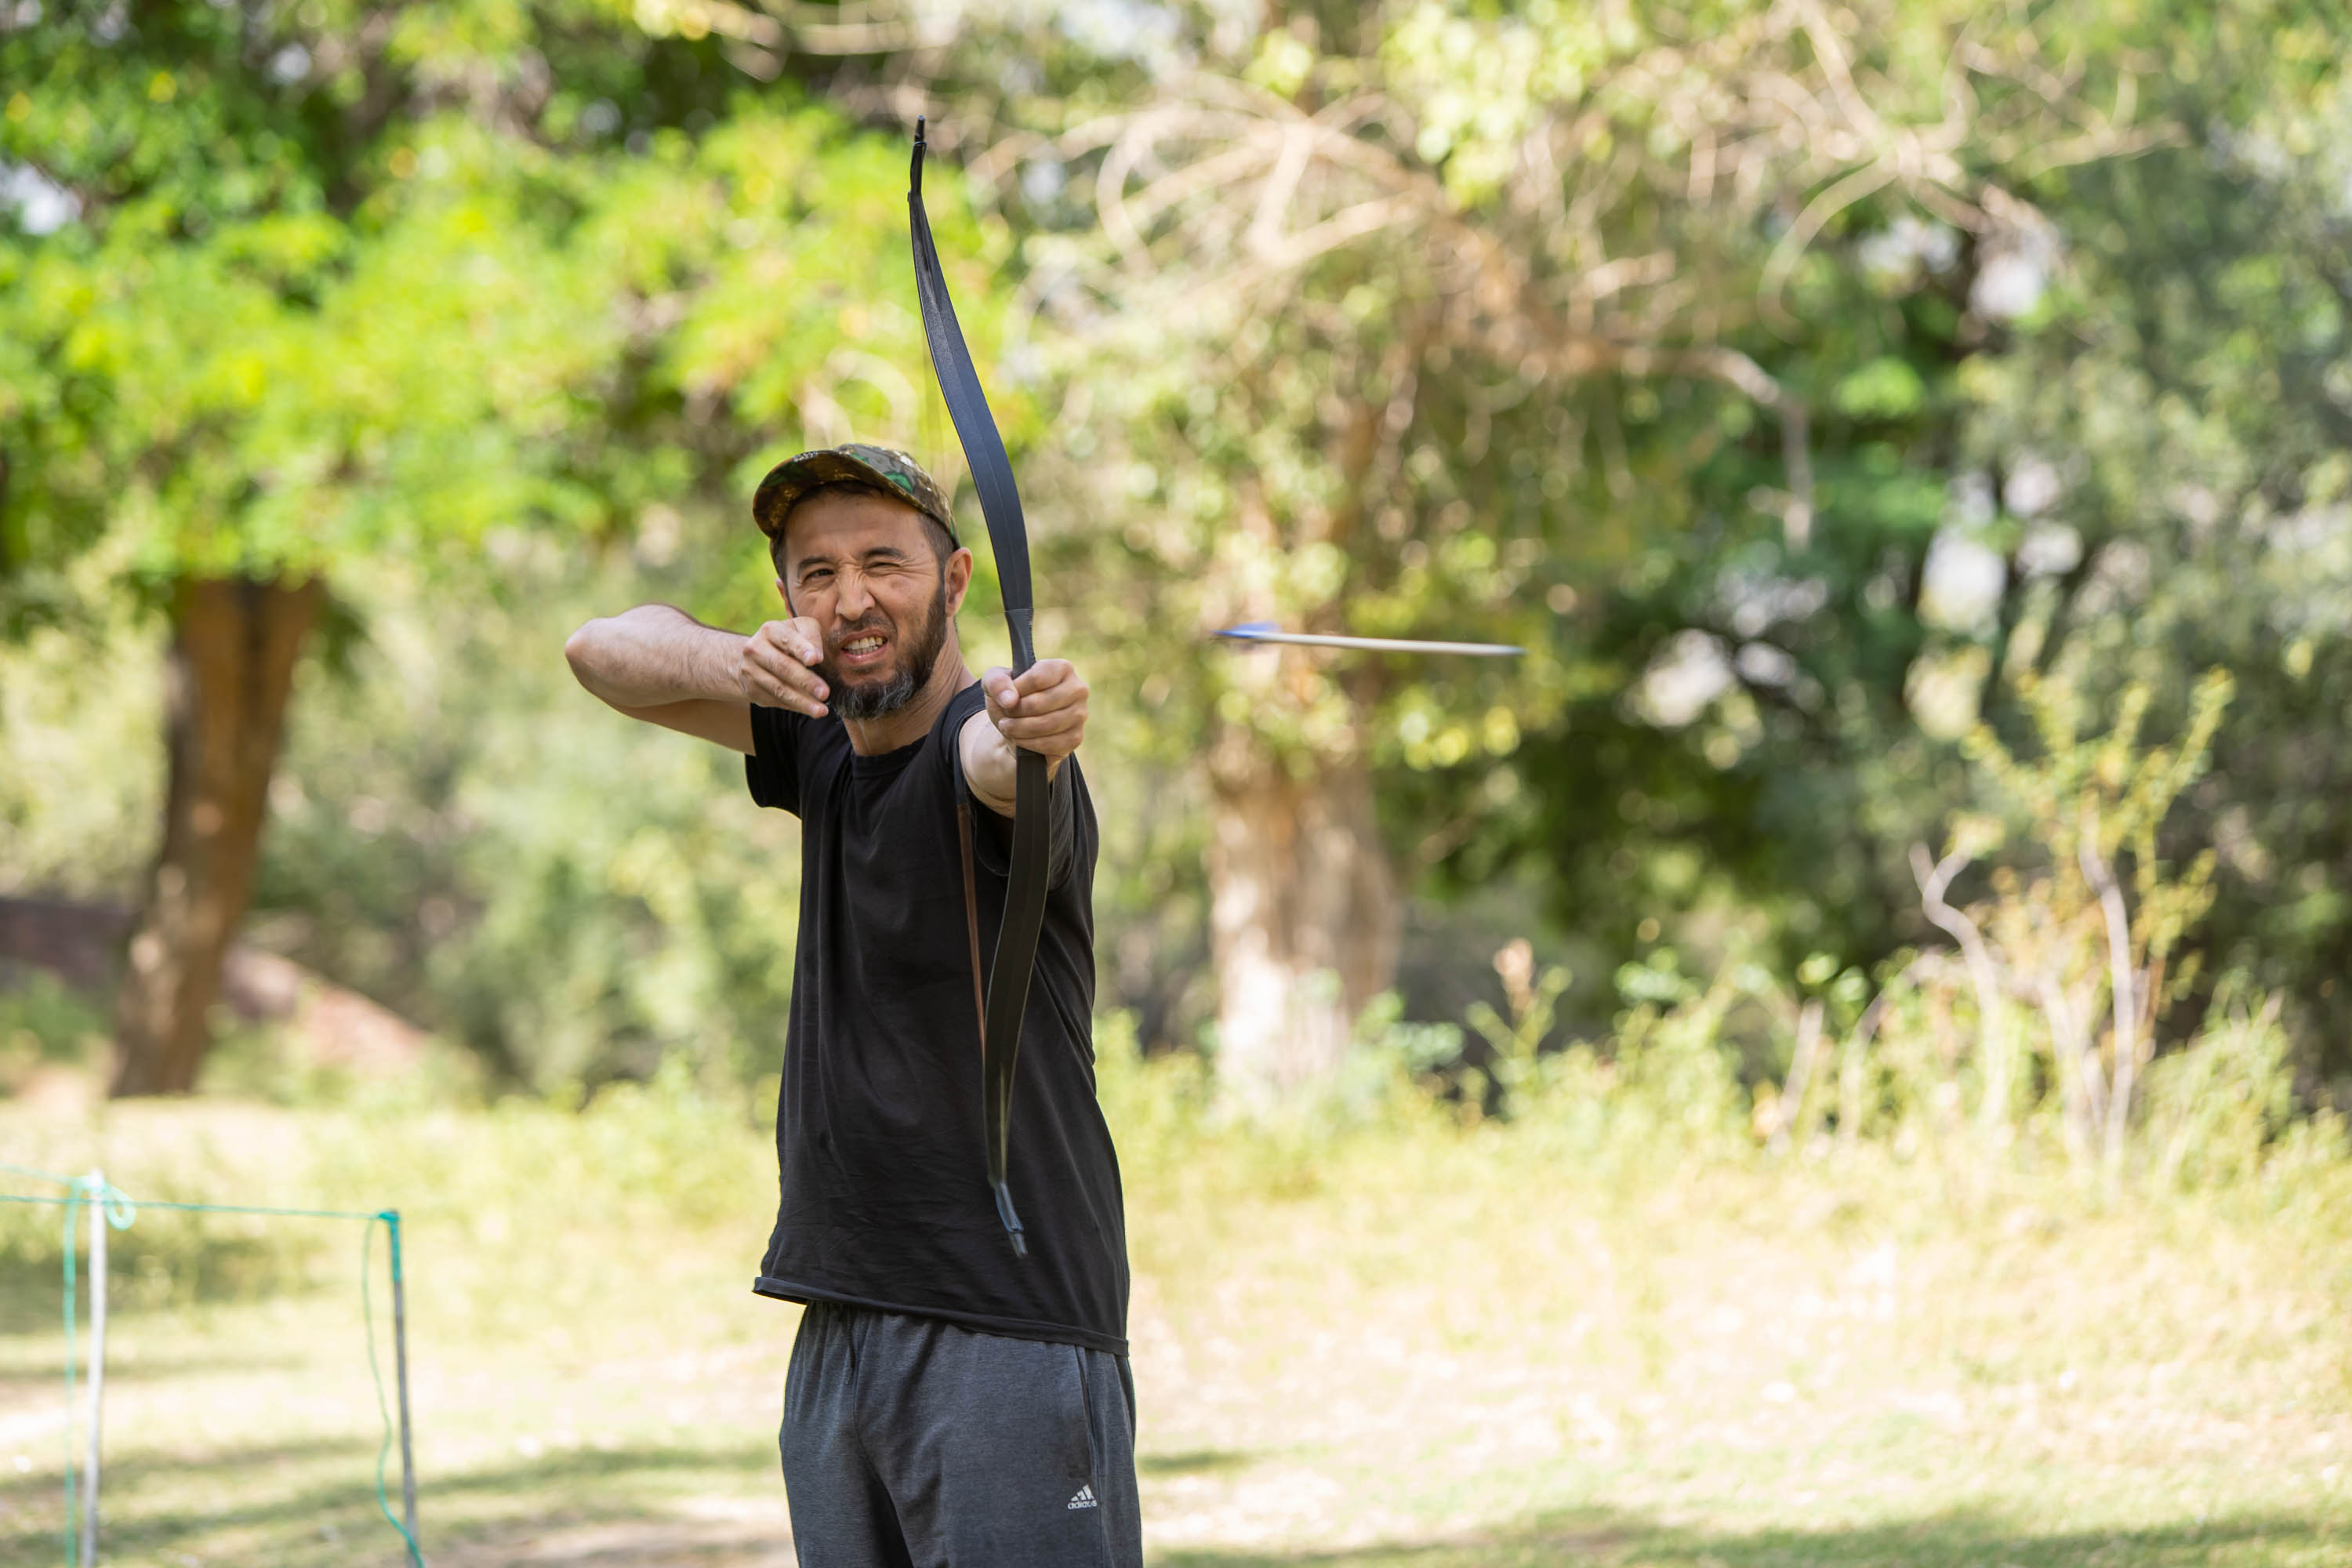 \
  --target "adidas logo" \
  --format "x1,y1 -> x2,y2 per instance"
1066,1484 -> 1098,1510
